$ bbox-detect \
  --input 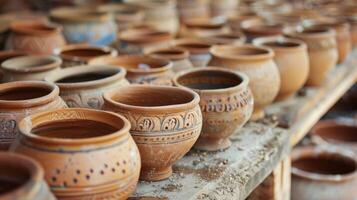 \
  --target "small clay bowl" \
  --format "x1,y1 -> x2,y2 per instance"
103,85 -> 202,181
